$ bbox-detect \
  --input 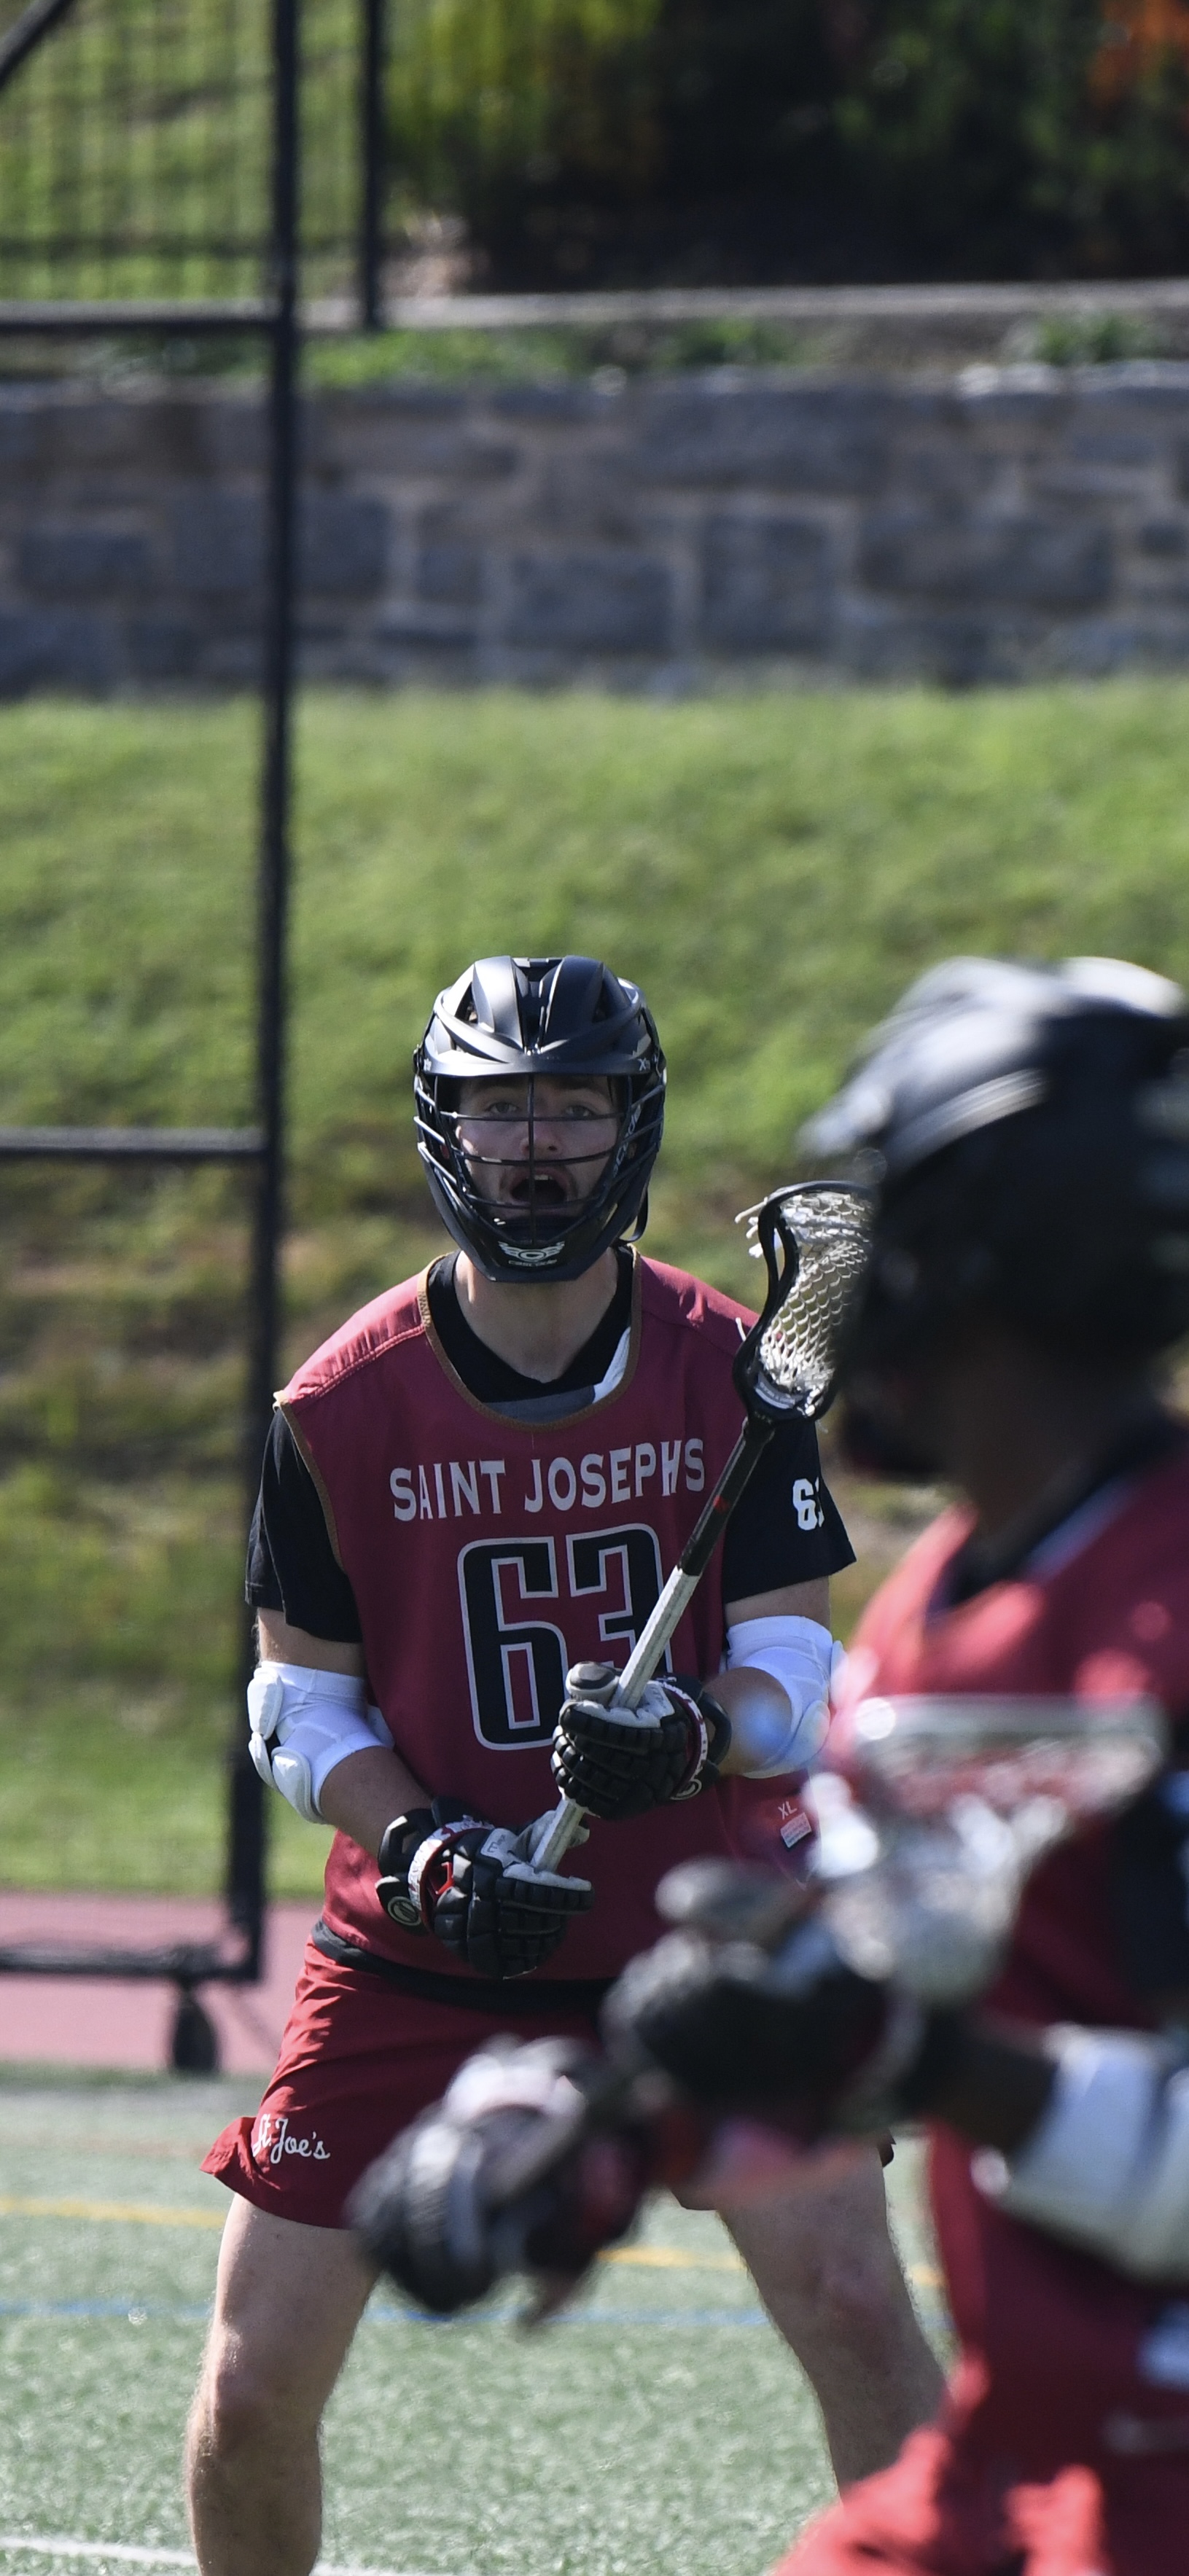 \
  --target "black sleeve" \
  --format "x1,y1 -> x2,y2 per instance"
246,1410 -> 364,1644
720,1414 -> 854,1607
